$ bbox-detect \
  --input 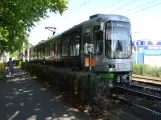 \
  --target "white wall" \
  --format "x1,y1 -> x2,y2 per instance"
144,55 -> 161,66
